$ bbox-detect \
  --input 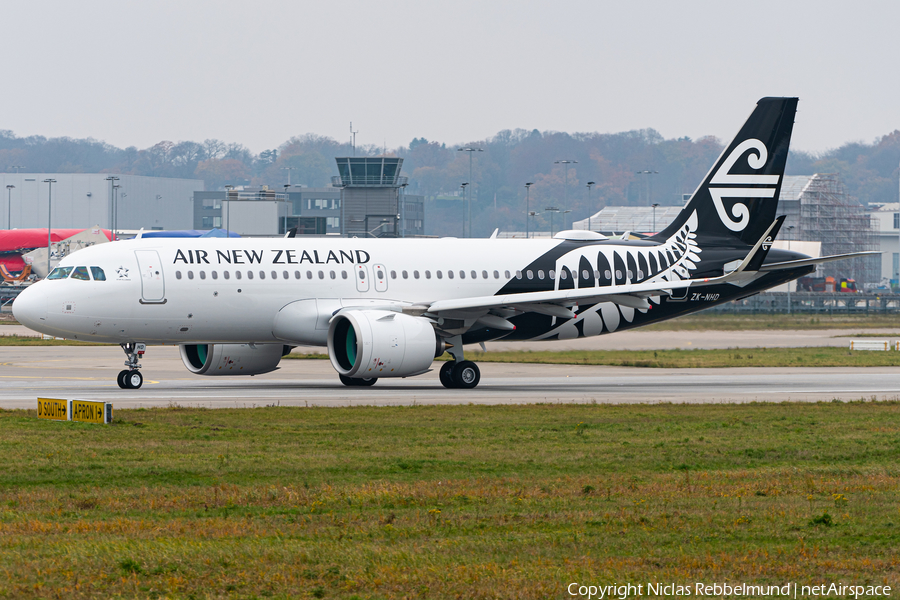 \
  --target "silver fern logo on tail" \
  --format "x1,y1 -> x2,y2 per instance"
709,138 -> 780,232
